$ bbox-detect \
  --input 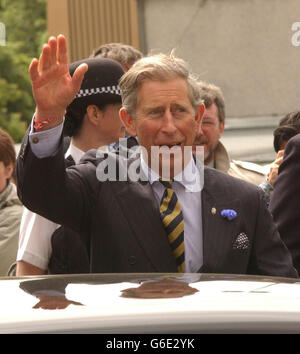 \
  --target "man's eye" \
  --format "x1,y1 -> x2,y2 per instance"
172,107 -> 186,117
148,109 -> 162,116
